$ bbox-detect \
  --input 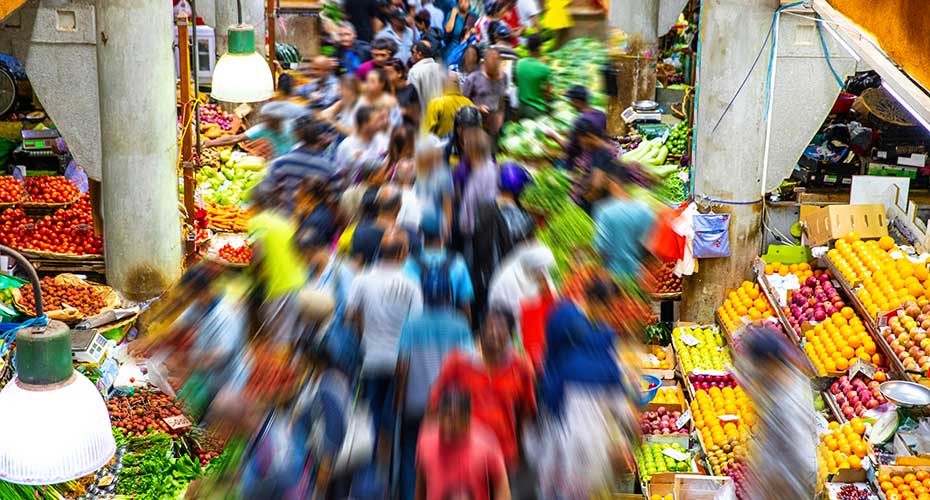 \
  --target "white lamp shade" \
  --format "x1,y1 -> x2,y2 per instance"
211,51 -> 275,103
0,373 -> 116,485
